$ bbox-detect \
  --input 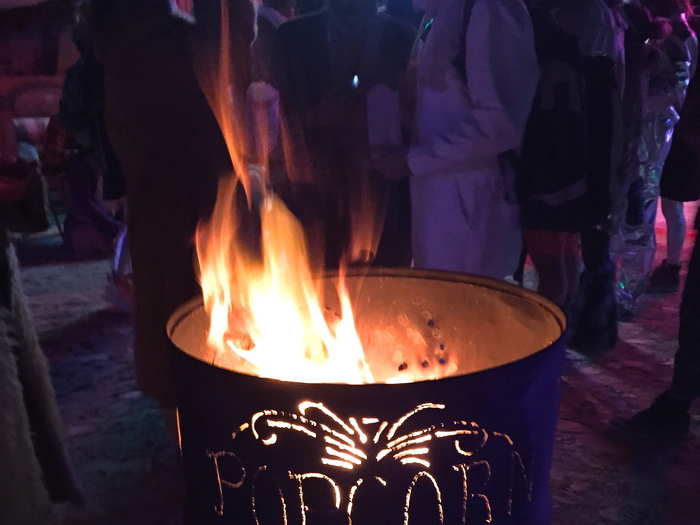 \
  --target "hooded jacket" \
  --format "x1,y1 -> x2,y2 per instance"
408,0 -> 539,178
